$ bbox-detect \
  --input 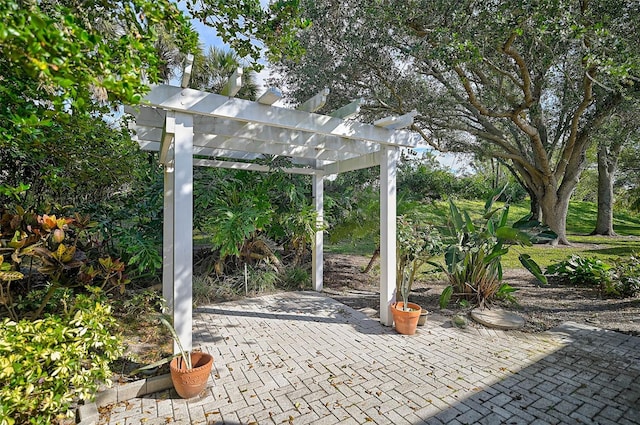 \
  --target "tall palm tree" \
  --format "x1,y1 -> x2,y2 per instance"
154,25 -> 189,83
189,46 -> 259,100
